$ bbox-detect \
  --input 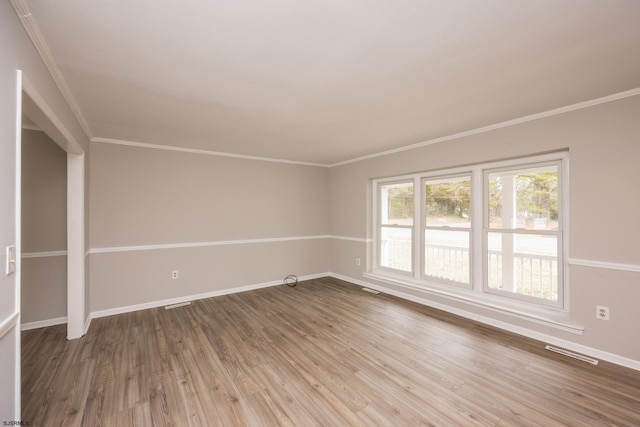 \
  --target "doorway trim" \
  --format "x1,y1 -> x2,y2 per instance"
20,73 -> 86,340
